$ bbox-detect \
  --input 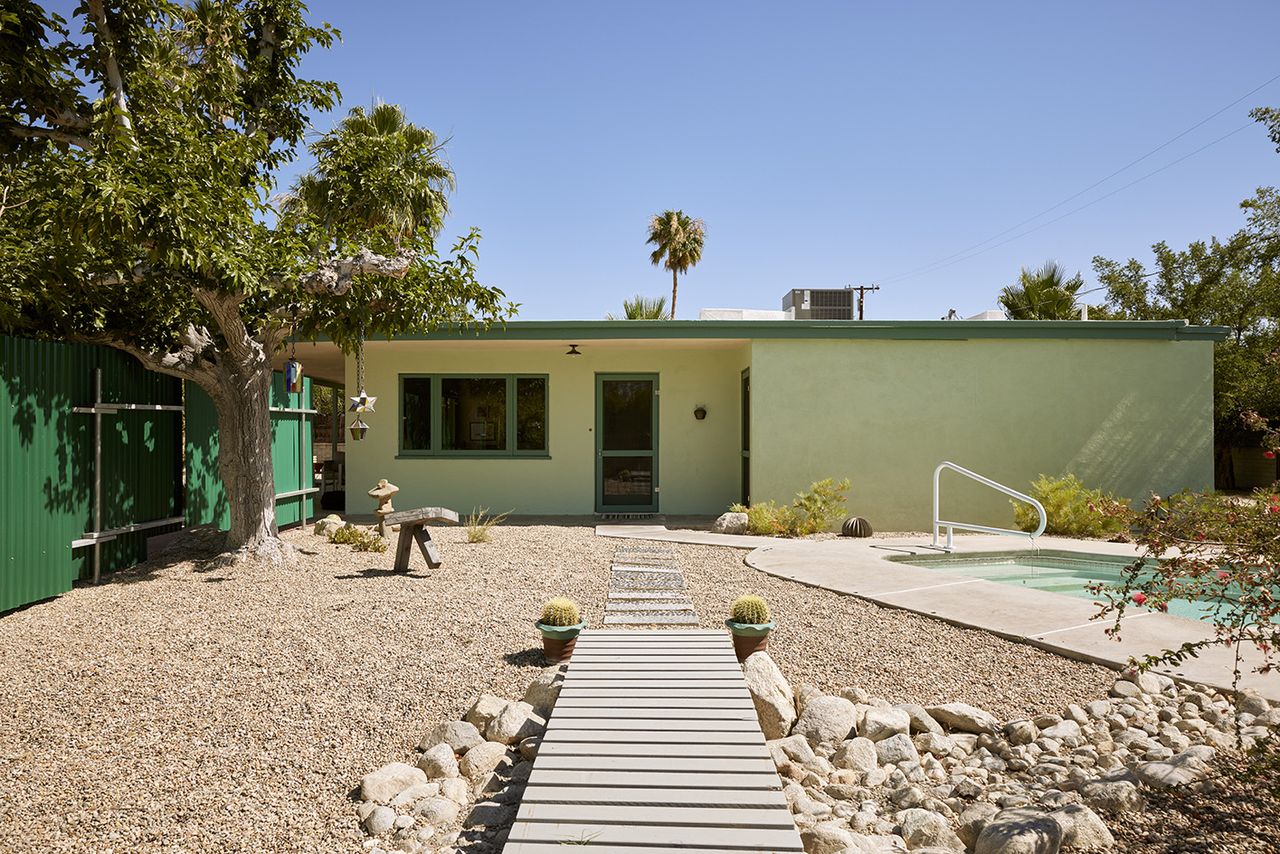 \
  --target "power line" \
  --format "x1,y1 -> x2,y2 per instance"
884,121 -> 1256,284
878,71 -> 1280,283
